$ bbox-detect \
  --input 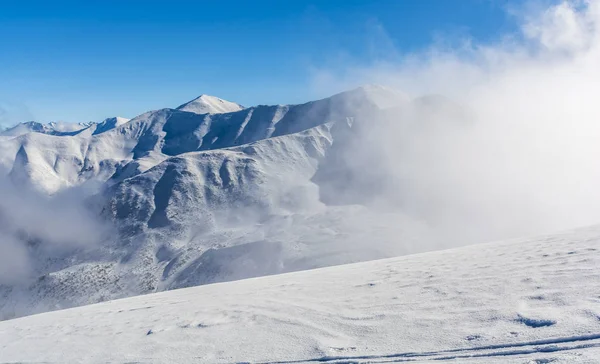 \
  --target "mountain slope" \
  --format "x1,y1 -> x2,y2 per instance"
1,225 -> 599,363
